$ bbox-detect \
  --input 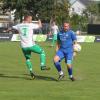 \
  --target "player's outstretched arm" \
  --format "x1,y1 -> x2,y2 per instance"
4,27 -> 19,34
38,19 -> 42,28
